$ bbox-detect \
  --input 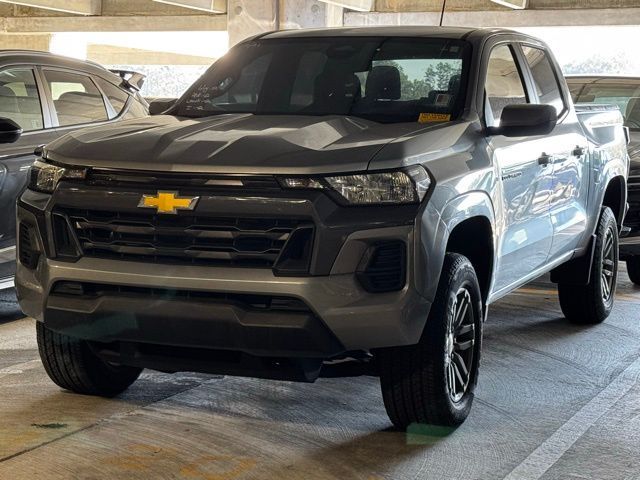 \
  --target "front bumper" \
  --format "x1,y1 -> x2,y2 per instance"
16,185 -> 432,363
